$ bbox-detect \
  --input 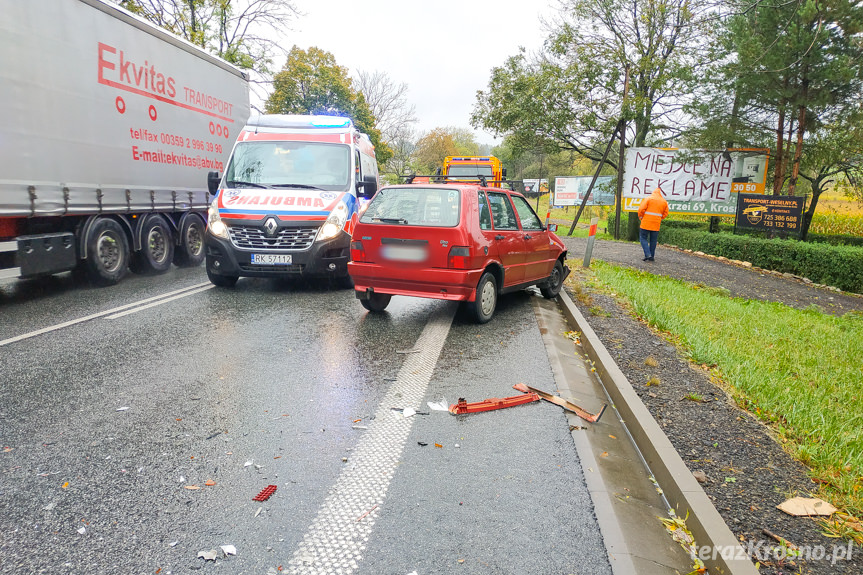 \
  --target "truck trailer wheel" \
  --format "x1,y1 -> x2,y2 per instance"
81,218 -> 129,286
173,214 -> 206,267
131,214 -> 174,274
